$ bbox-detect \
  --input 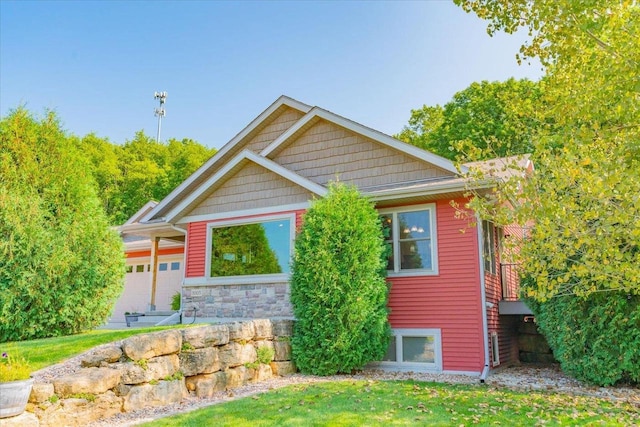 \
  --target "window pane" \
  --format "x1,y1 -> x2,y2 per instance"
380,214 -> 393,240
402,336 -> 435,363
126,265 -> 133,273
158,263 -> 168,271
170,262 -> 180,271
210,219 -> 291,277
383,336 -> 397,361
400,240 -> 432,270
398,210 -> 430,239
135,265 -> 144,273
